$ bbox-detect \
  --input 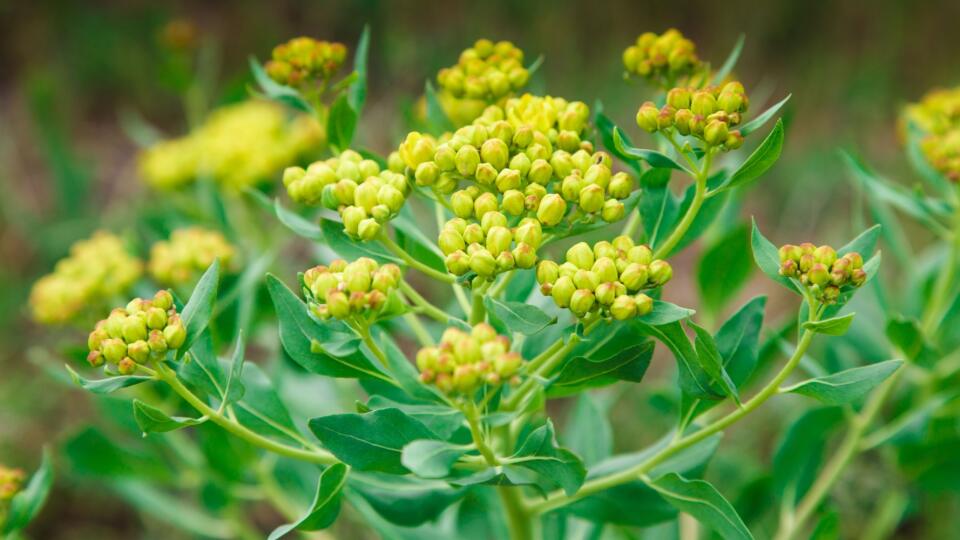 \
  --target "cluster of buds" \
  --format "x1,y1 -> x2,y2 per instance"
778,244 -> 867,304
30,231 -> 143,325
415,324 -> 523,395
920,130 -> 960,182
439,215 -> 540,279
0,466 -> 24,501
149,227 -> 236,287
904,86 -> 960,182
622,29 -> 706,89
265,37 -> 347,89
537,237 -> 672,319
283,150 -> 410,240
636,82 -> 749,151
302,258 -> 401,321
140,100 -> 322,190
86,290 -> 186,375
437,39 -> 529,103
